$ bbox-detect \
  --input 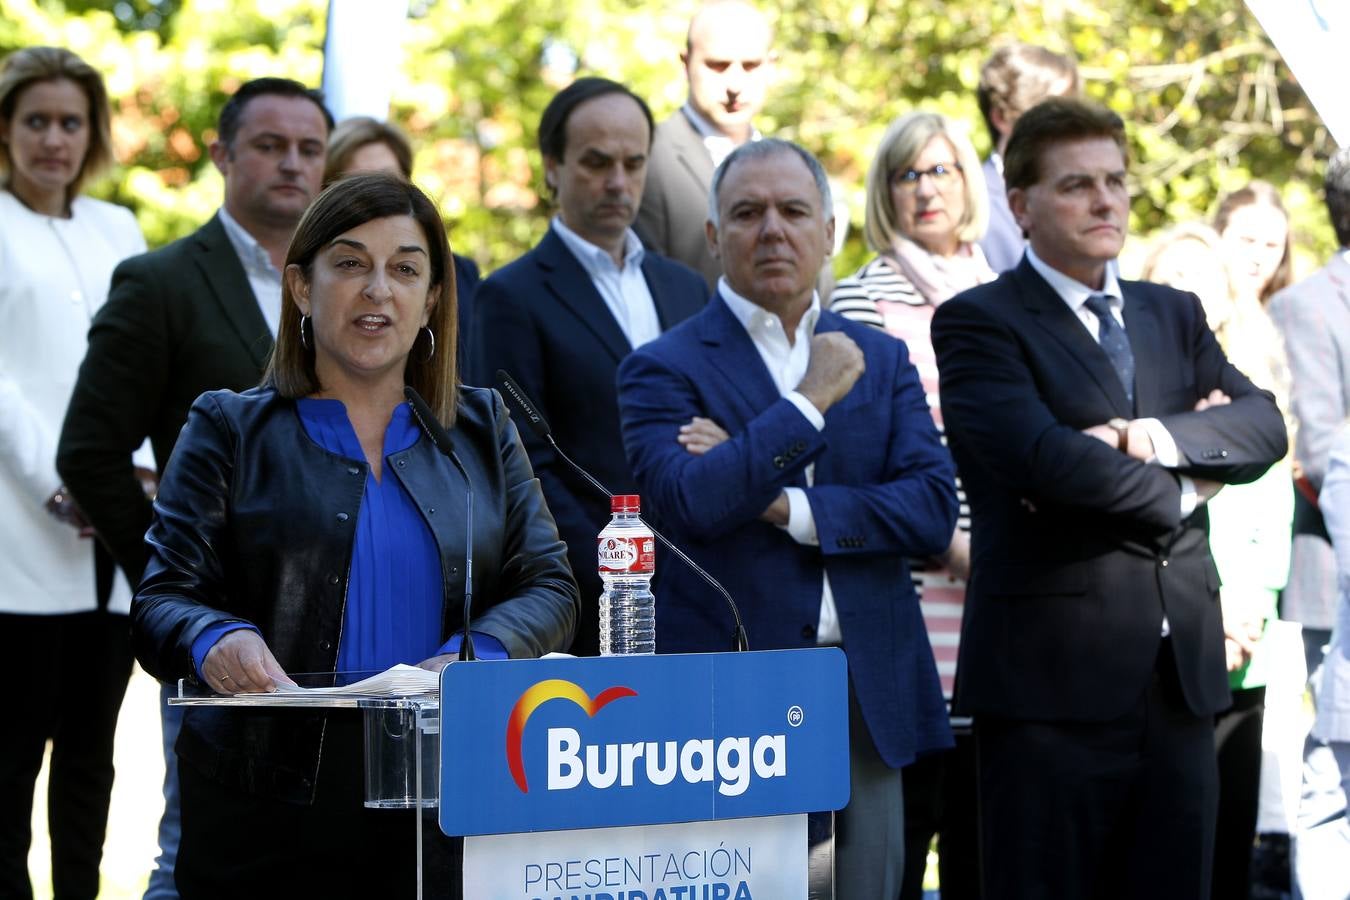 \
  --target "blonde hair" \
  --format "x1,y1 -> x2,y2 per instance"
0,47 -> 113,198
1213,180 -> 1292,303
863,111 -> 988,253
